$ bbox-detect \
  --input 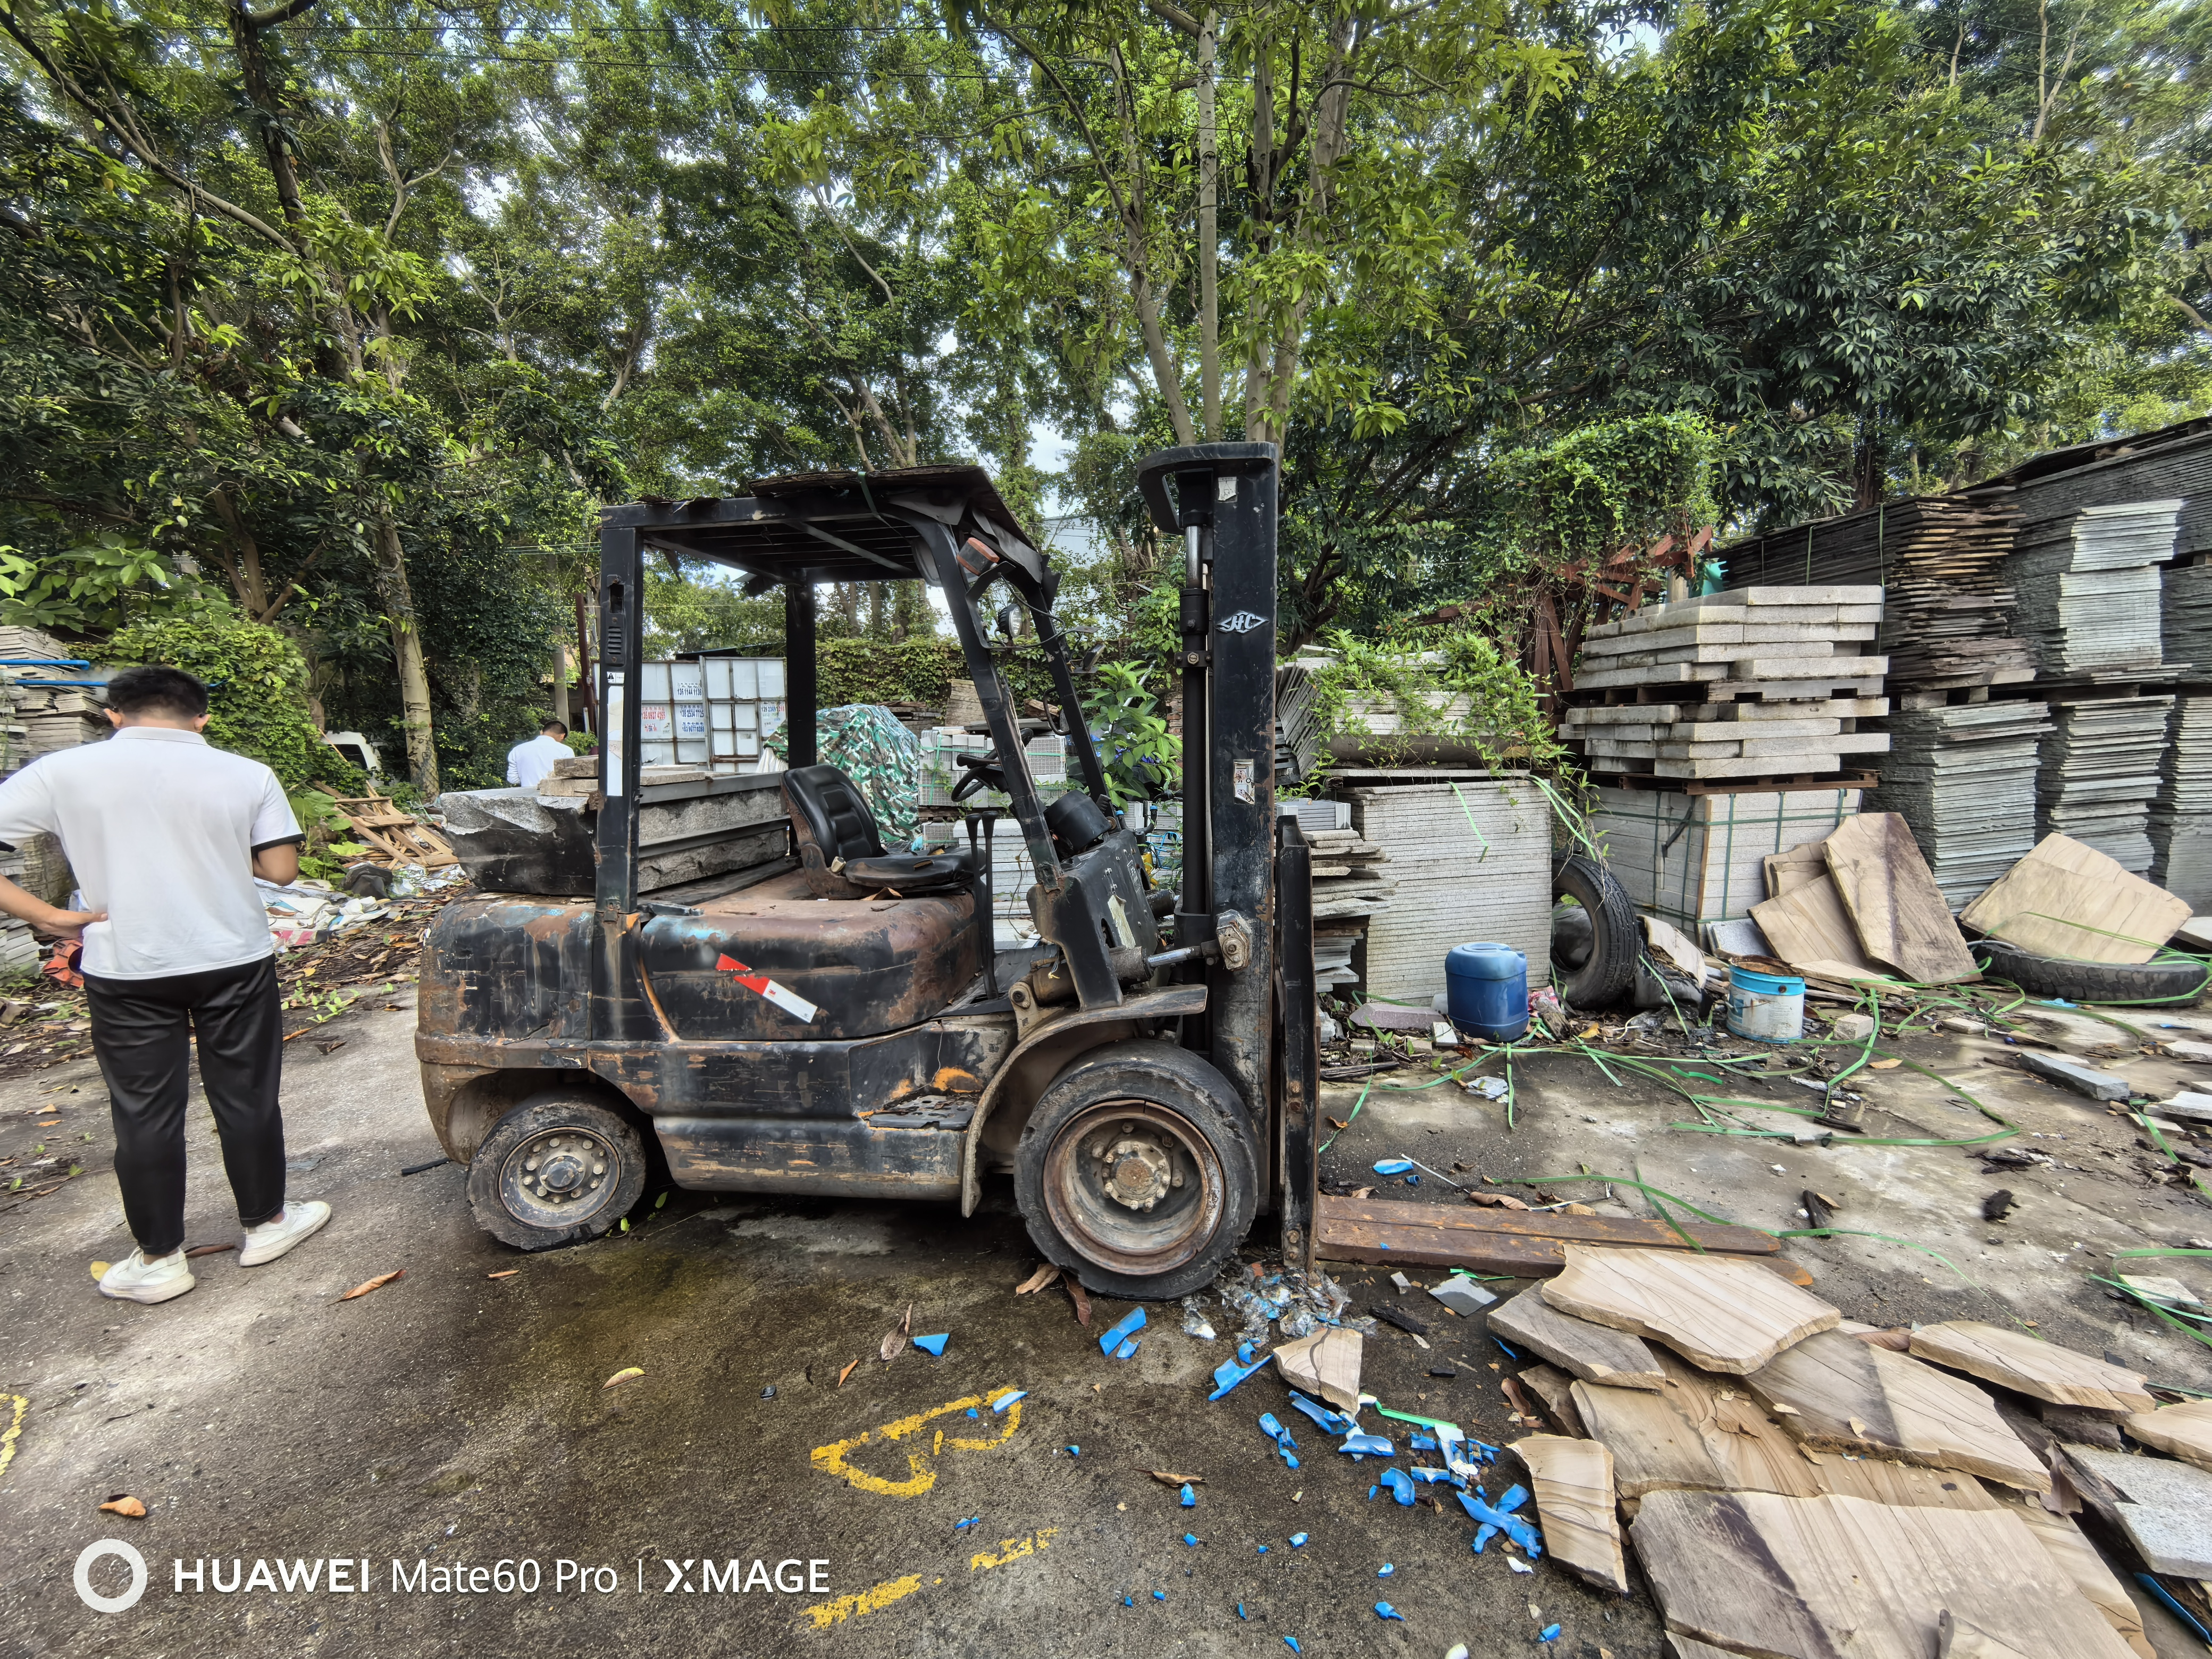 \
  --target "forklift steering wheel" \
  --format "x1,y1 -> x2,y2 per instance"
952,750 -> 1009,802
